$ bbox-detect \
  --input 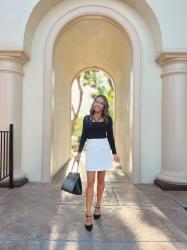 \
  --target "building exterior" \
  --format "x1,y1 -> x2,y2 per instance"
0,0 -> 187,189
